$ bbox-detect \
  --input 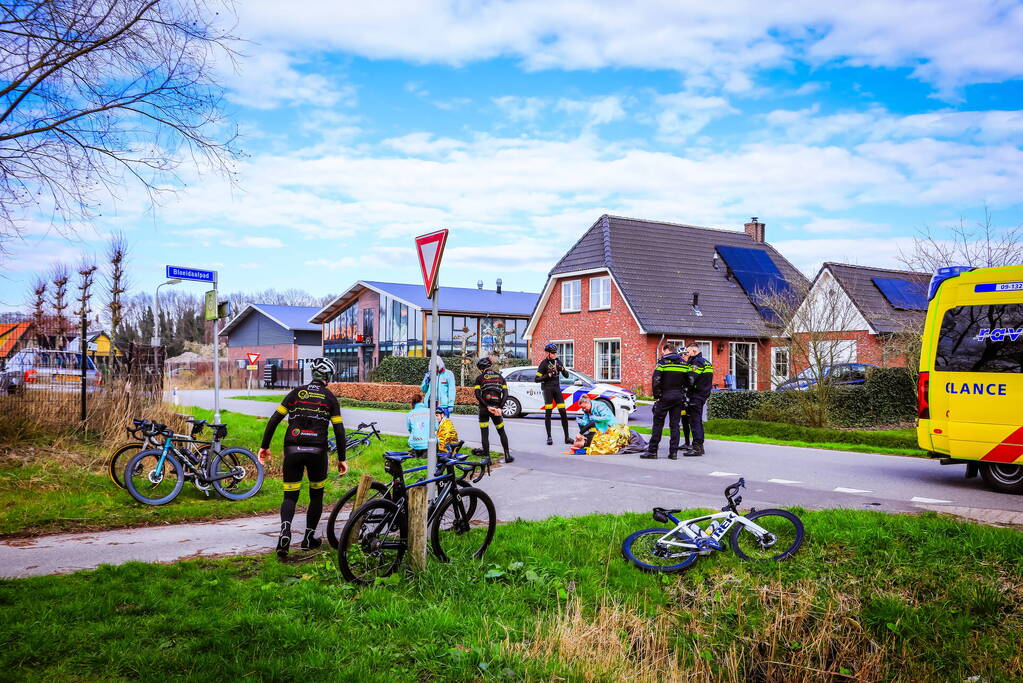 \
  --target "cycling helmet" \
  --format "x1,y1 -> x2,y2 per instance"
476,357 -> 493,370
310,357 -> 335,382
544,343 -> 558,353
